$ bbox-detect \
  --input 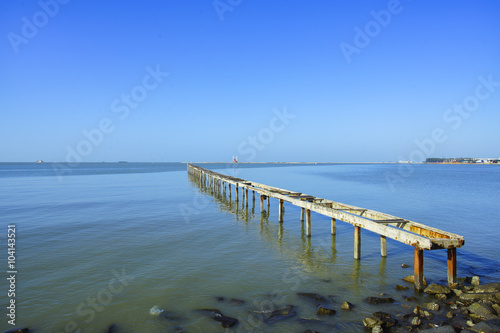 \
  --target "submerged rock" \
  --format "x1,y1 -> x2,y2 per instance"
365,296 -> 395,304
403,275 -> 427,285
4,329 -> 29,333
159,310 -> 183,321
230,298 -> 245,305
418,325 -> 456,333
469,318 -> 500,332
195,308 -> 239,328
264,305 -> 297,324
317,306 -> 336,316
107,324 -> 119,333
396,284 -> 409,290
403,295 -> 417,302
297,318 -> 337,330
297,293 -> 327,306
